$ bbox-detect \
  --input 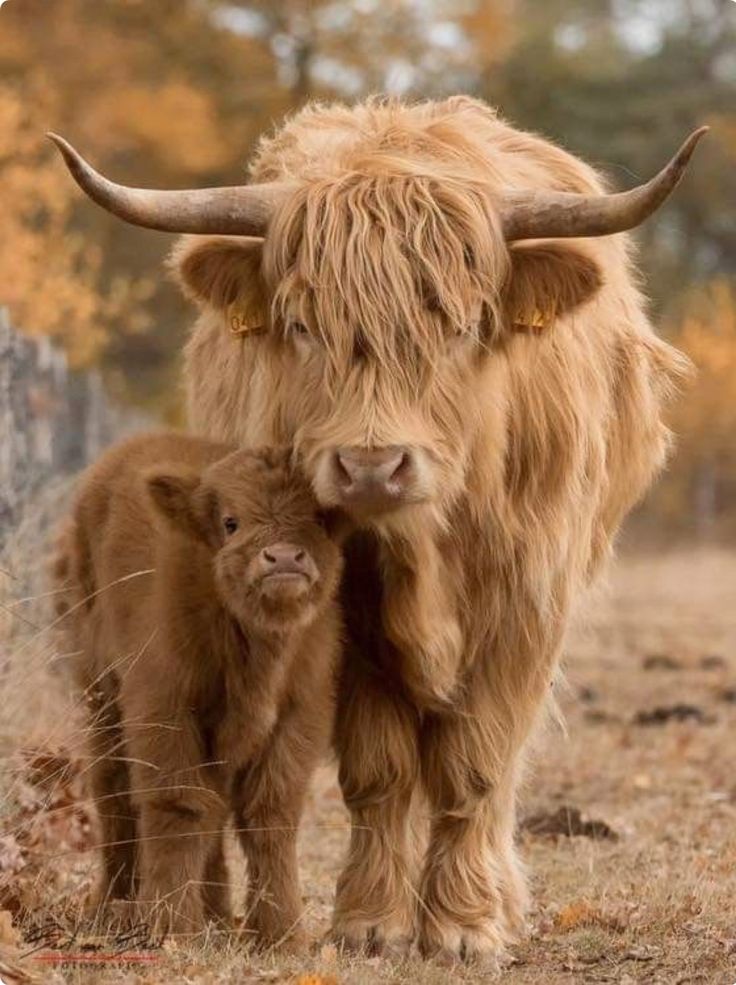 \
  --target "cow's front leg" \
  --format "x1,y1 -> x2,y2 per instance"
332,663 -> 420,957
417,648 -> 551,966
